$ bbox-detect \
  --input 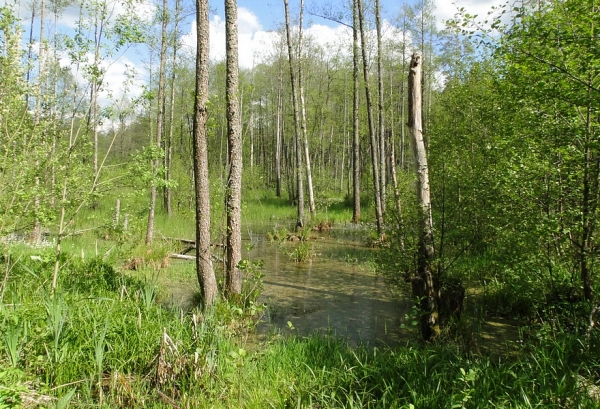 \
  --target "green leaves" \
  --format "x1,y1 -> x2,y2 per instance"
113,13 -> 146,49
